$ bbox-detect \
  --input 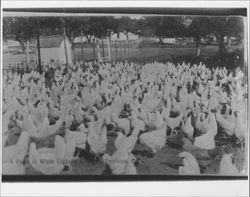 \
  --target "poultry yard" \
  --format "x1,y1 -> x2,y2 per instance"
2,60 -> 247,177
